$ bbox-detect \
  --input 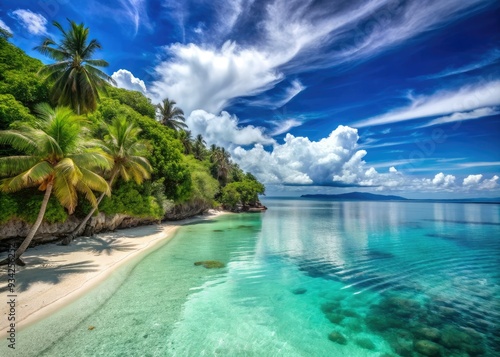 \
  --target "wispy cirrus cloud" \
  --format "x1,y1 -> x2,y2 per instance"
354,79 -> 500,128
119,0 -> 149,35
418,107 -> 500,128
247,80 -> 305,109
417,48 -> 500,80
149,0 -> 496,115
269,118 -> 303,136
456,161 -> 500,169
11,9 -> 47,35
